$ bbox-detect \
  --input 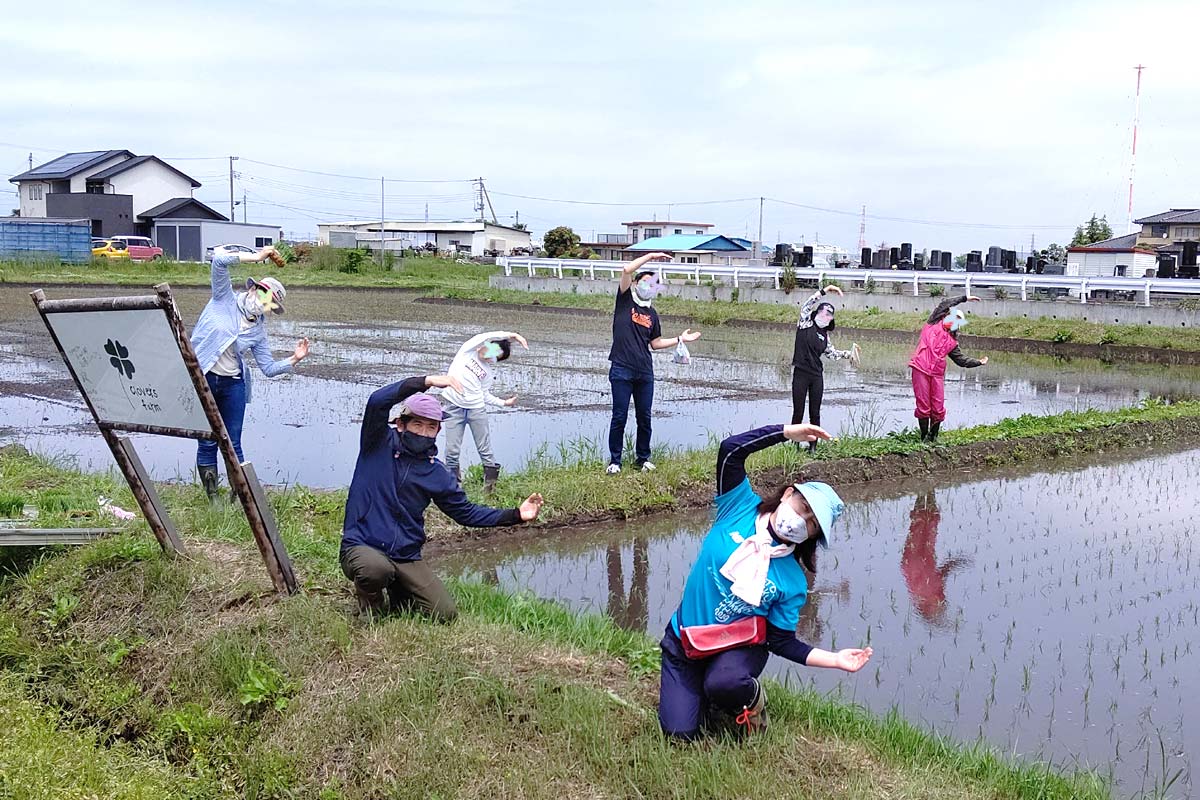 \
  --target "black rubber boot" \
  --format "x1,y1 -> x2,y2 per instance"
197,465 -> 220,504
918,418 -> 930,441
483,464 -> 501,495
449,466 -> 461,486
807,440 -> 817,454
928,421 -> 941,442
